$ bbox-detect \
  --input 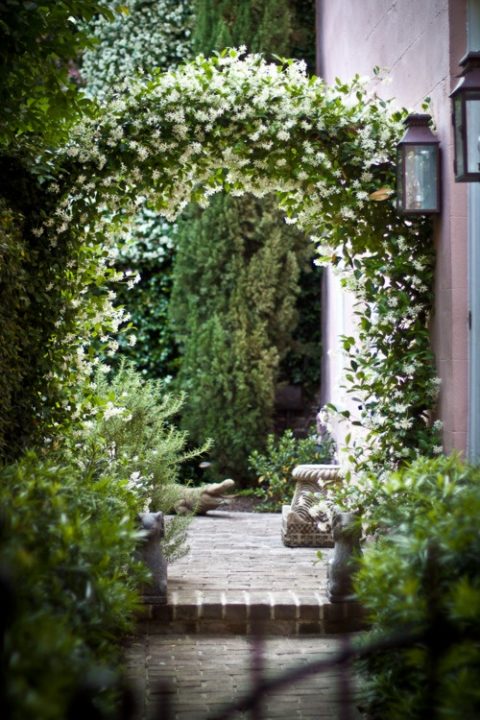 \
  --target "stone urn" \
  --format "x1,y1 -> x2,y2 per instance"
281,464 -> 341,547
